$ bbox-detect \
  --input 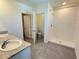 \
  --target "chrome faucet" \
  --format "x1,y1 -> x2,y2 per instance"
1,40 -> 9,49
